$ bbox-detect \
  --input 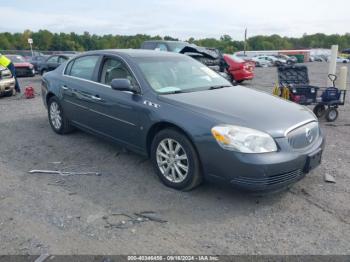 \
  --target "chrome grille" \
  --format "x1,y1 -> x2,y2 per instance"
287,121 -> 319,149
